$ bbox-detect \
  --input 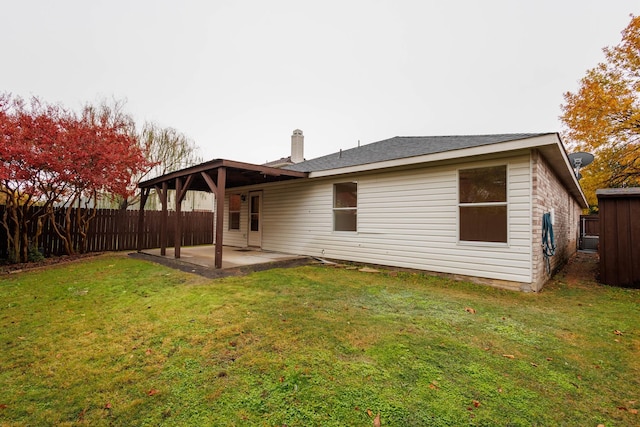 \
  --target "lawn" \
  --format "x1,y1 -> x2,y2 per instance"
0,254 -> 638,426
